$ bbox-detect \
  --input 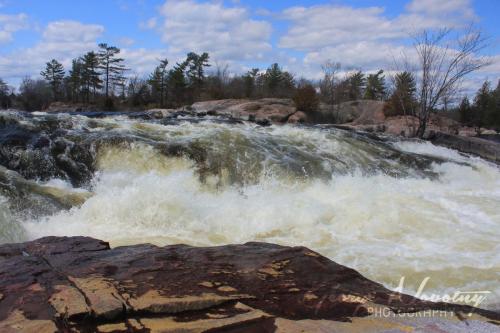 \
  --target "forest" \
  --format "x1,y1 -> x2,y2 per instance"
0,42 -> 499,132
